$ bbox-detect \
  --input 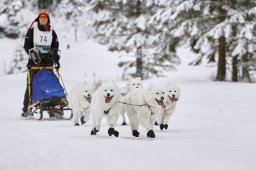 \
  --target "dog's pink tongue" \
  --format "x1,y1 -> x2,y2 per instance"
160,101 -> 166,108
105,97 -> 111,103
168,96 -> 178,102
156,99 -> 166,108
85,96 -> 91,103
